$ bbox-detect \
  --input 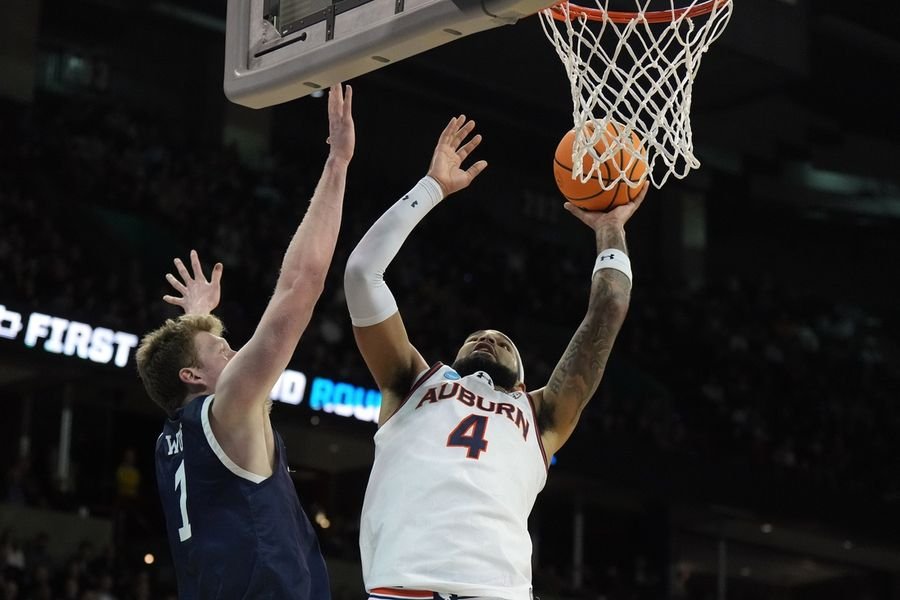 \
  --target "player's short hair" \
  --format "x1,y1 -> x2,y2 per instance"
136,314 -> 224,416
